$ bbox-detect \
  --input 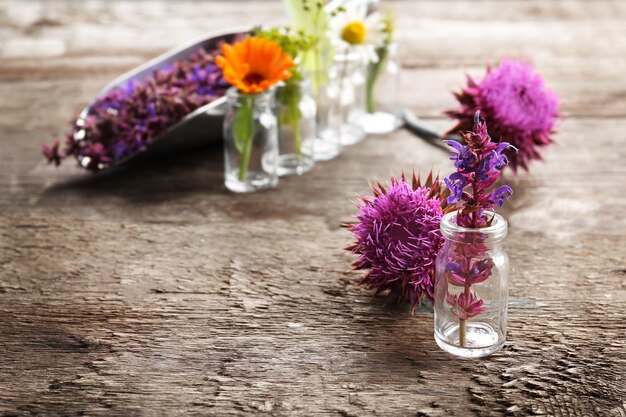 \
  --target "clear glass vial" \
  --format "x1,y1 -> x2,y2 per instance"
305,70 -> 342,162
360,42 -> 401,134
434,211 -> 509,358
223,88 -> 278,193
275,79 -> 316,176
330,46 -> 367,146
